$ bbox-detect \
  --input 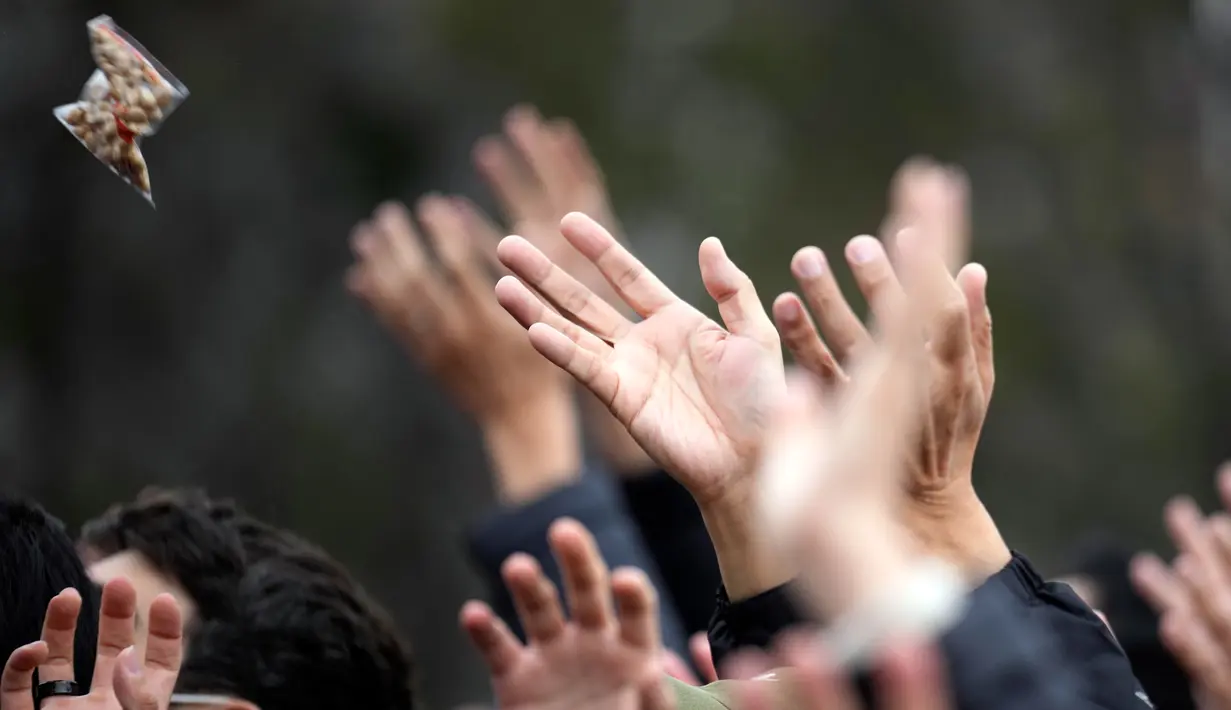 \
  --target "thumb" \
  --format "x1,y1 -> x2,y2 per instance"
112,647 -> 159,710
